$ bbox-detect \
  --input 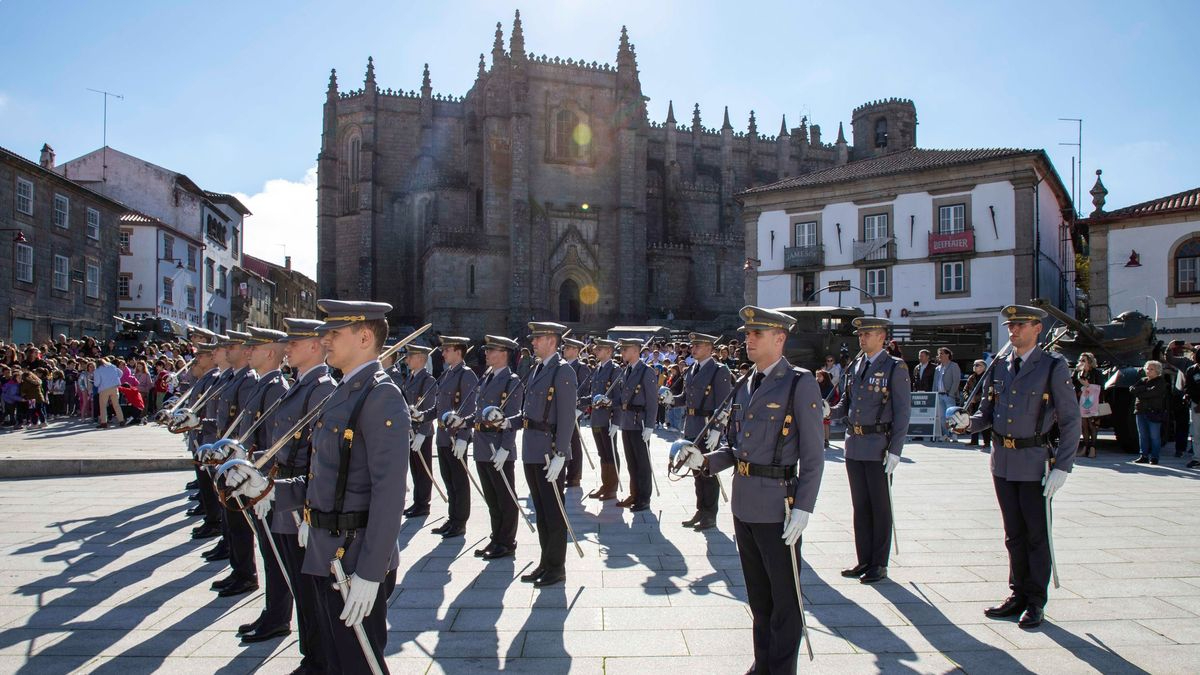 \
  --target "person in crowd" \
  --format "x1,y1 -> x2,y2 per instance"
962,359 -> 992,448
912,349 -> 935,392
93,357 -> 125,428
133,360 -> 155,416
814,368 -> 838,448
116,380 -> 146,425
822,354 -> 842,383
20,370 -> 47,429
664,363 -> 685,431
1130,360 -> 1169,465
1073,352 -> 1103,458
47,370 -> 66,417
